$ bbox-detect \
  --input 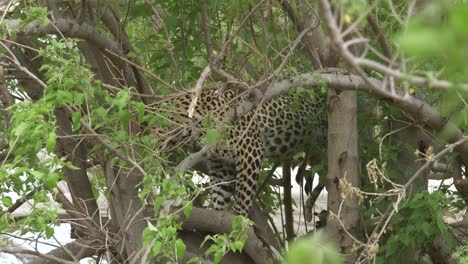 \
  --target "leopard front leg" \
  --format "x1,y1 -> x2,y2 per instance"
232,127 -> 264,215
